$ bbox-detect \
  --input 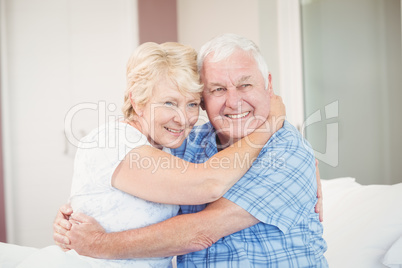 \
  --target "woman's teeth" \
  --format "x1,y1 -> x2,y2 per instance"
165,127 -> 183,133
